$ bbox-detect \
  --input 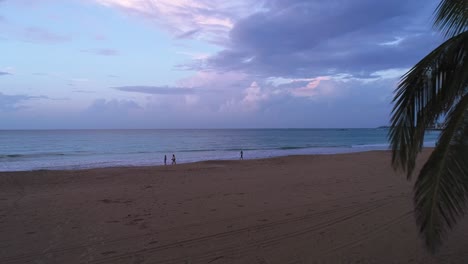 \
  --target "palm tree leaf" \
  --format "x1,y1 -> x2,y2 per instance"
390,31 -> 468,178
434,0 -> 468,38
414,94 -> 468,252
